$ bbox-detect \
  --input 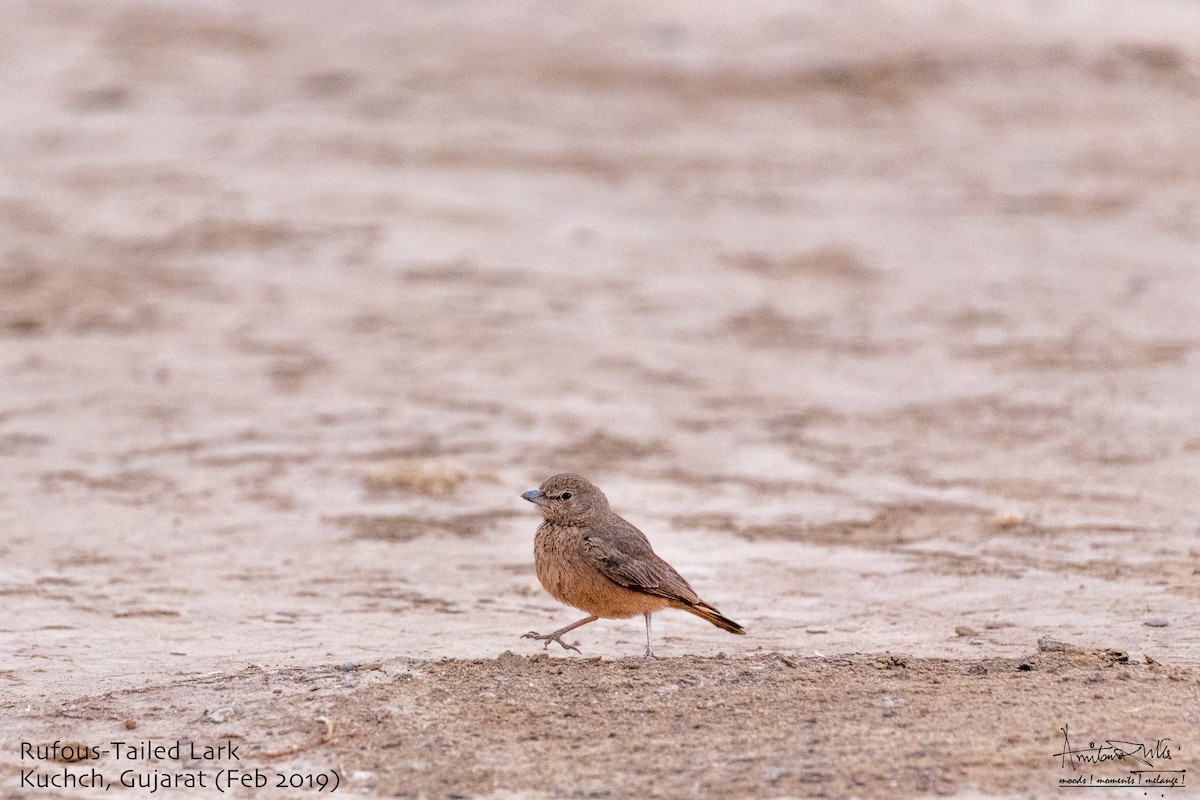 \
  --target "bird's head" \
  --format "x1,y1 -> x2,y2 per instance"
521,472 -> 609,524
